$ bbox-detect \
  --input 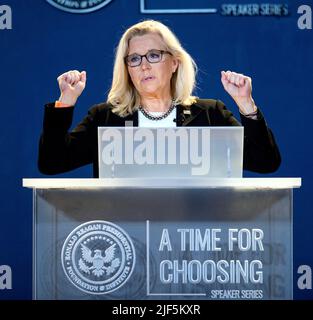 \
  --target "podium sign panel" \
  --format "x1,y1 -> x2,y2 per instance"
24,178 -> 300,300
98,127 -> 243,178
